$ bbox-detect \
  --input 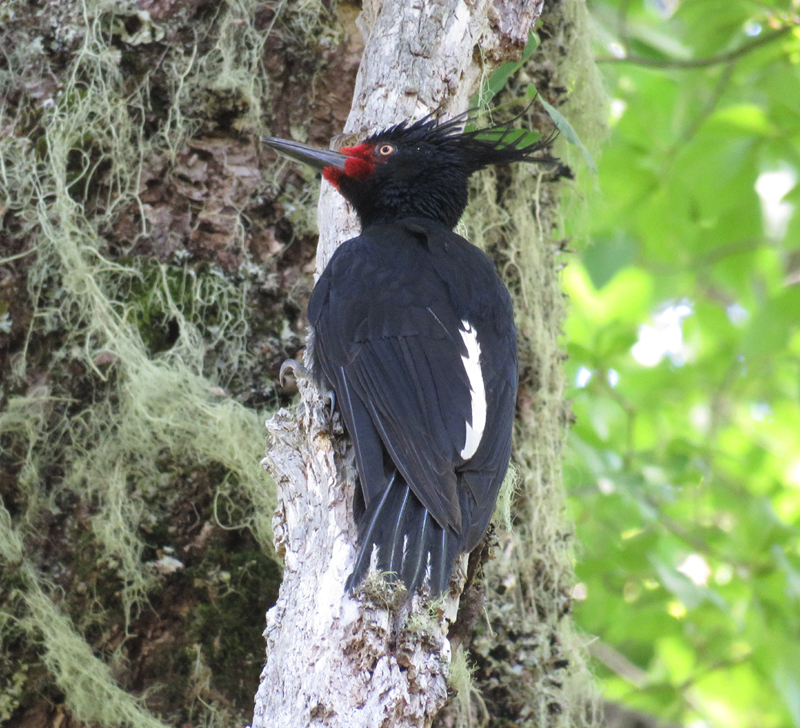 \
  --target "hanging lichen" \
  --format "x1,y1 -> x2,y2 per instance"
0,0 -> 334,724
